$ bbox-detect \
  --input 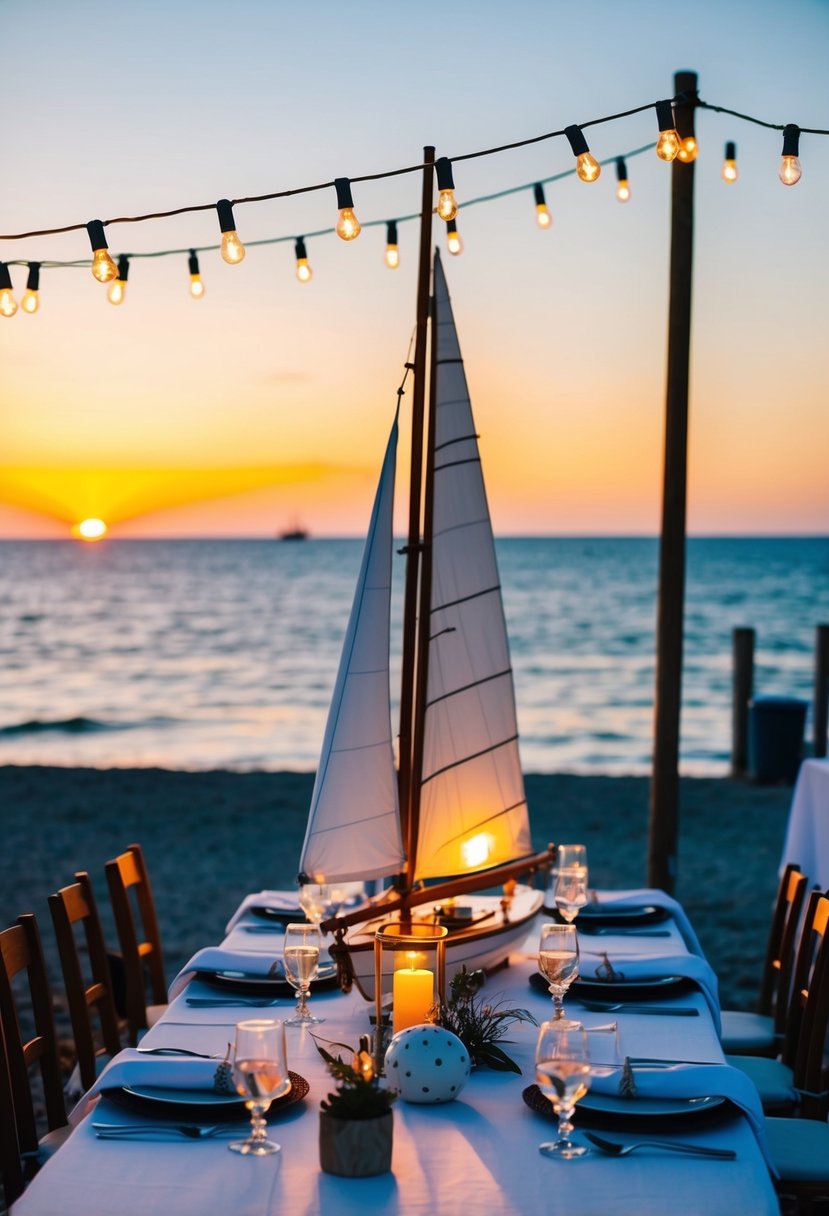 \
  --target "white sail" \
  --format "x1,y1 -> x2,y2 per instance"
298,415 -> 404,884
414,253 -> 533,882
